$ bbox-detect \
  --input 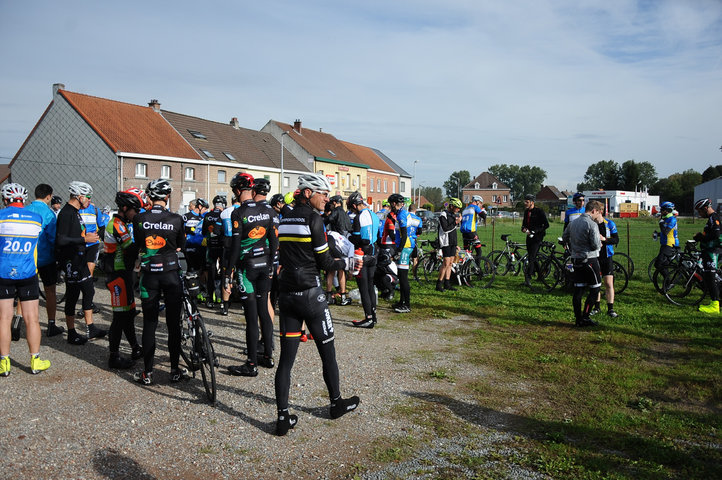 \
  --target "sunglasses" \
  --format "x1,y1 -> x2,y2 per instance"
313,191 -> 329,198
